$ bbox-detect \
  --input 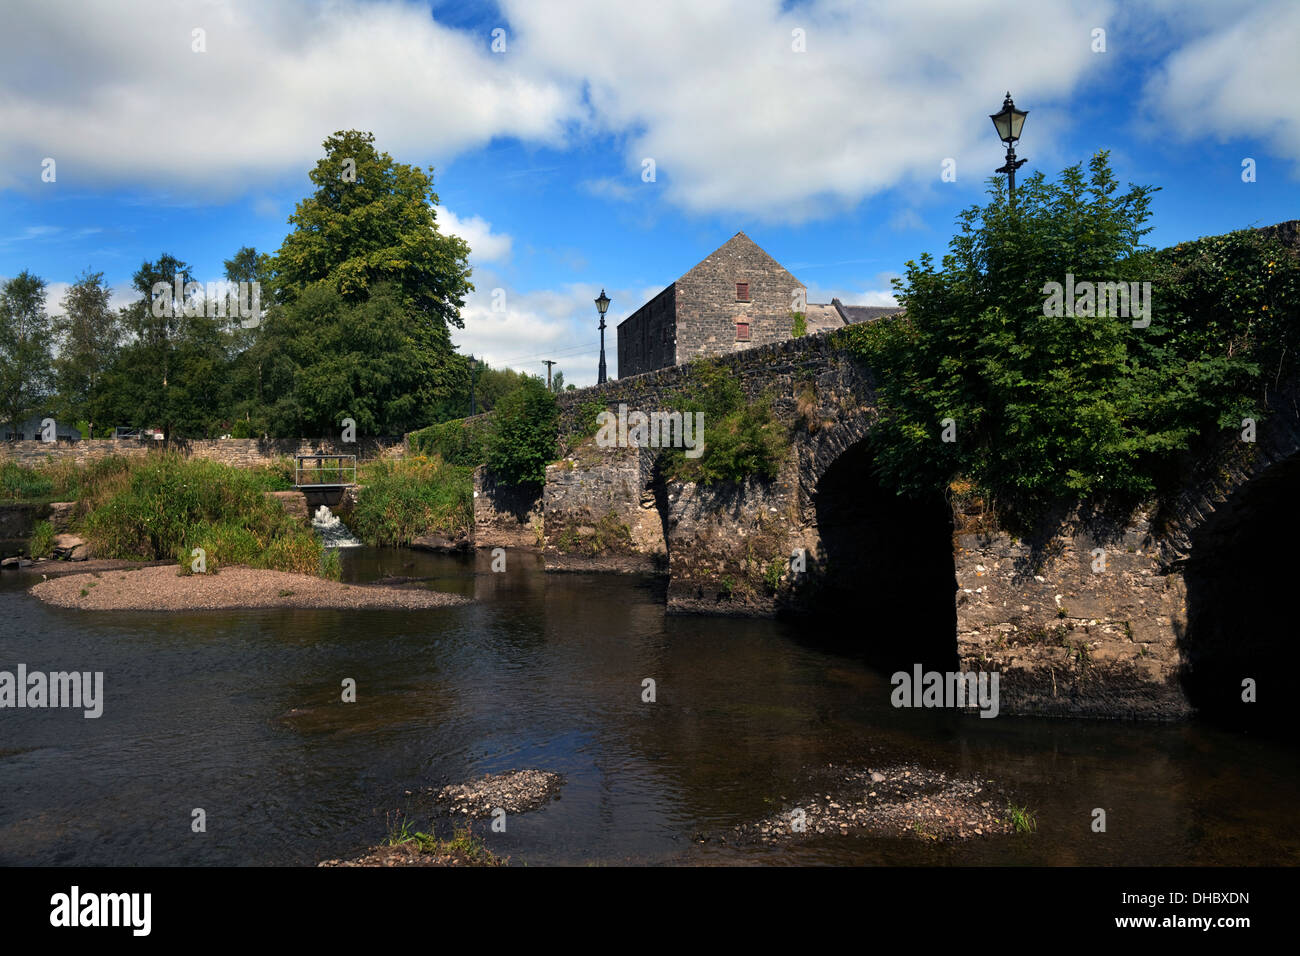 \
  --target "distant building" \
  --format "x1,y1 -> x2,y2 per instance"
616,232 -> 902,378
3,416 -> 81,441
